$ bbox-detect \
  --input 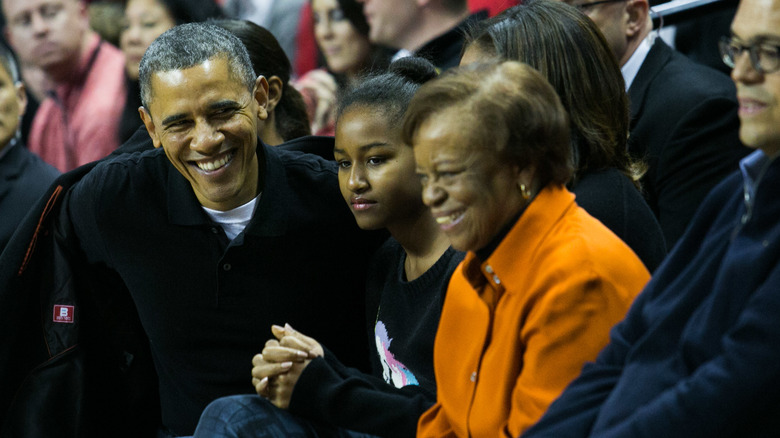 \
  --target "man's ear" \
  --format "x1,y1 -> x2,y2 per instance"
625,0 -> 650,38
254,76 -> 270,121
15,82 -> 27,118
266,75 -> 283,115
139,106 -> 162,148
